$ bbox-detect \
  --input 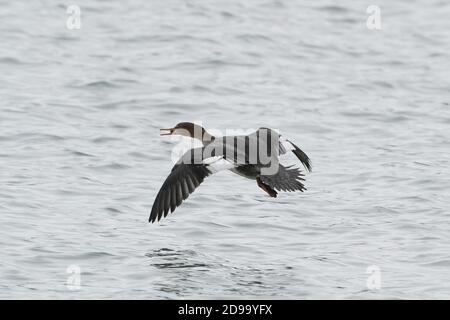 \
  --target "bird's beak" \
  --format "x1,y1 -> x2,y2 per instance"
160,128 -> 174,136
